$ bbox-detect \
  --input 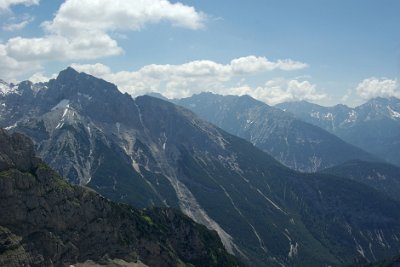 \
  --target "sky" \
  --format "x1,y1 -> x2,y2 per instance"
1,0 -> 400,107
